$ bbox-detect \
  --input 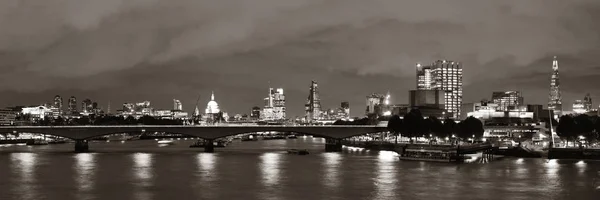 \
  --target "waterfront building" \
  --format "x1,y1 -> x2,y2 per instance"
261,88 -> 286,121
68,96 -> 77,114
305,80 -> 322,121
491,91 -> 524,111
466,101 -> 534,122
0,108 -> 17,125
416,60 -> 463,118
409,90 -> 447,118
548,56 -> 562,116
120,101 -> 153,118
21,106 -> 52,120
173,99 -> 183,111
